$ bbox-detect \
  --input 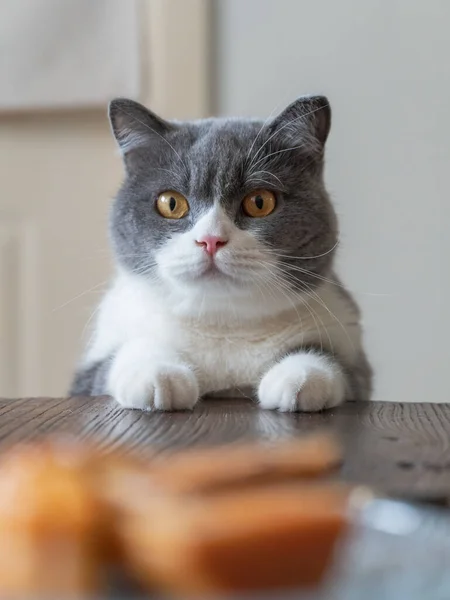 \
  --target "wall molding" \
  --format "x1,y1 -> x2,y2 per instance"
0,220 -> 40,396
141,0 -> 211,119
